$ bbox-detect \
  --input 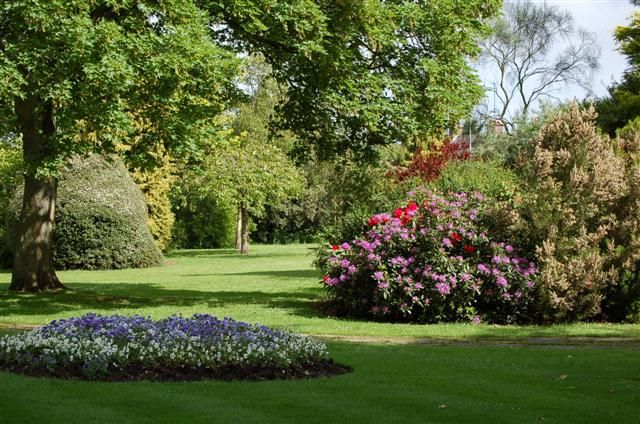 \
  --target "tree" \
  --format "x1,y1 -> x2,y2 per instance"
0,1 -> 238,291
479,0 -> 600,130
1,0 -> 500,290
204,0 -> 502,158
594,4 -> 640,135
